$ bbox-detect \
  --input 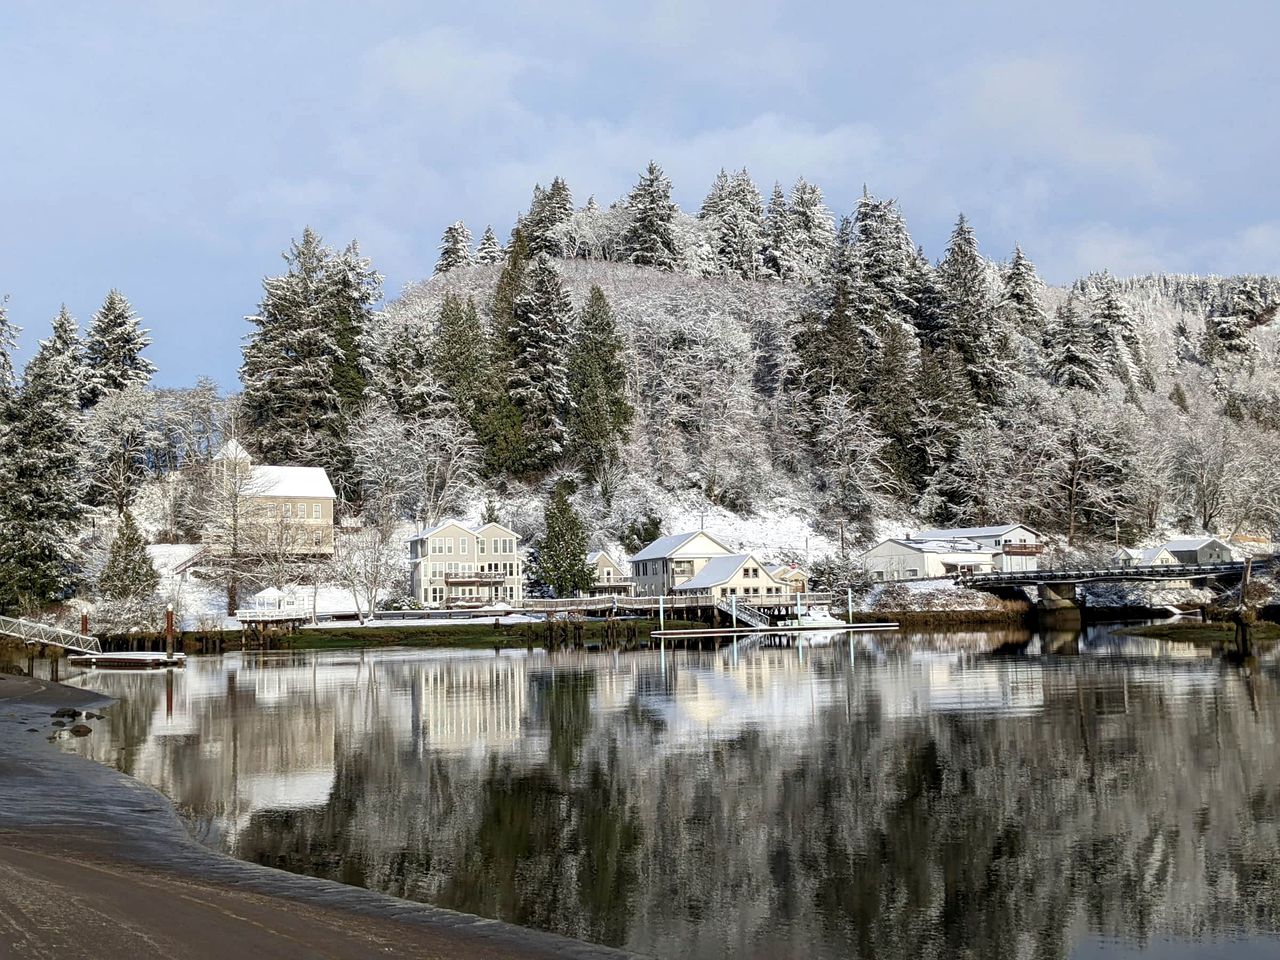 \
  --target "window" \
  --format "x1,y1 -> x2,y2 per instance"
905,568 -> 919,578
266,503 -> 278,518
491,538 -> 499,554
431,587 -> 443,604
282,503 -> 292,518
312,531 -> 322,547
446,538 -> 454,555
431,538 -> 442,555
460,538 -> 469,555
313,503 -> 323,519
478,538 -> 486,555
